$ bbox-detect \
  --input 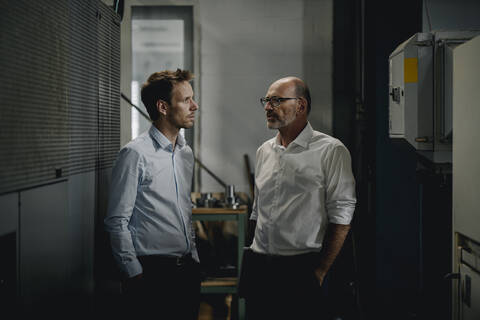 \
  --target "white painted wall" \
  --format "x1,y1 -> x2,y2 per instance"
197,0 -> 333,194
119,0 -> 333,195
